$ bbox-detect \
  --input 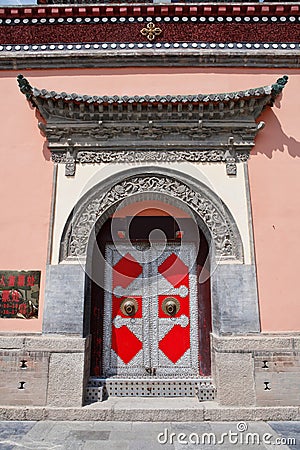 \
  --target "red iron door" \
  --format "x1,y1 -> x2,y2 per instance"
103,243 -> 198,378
